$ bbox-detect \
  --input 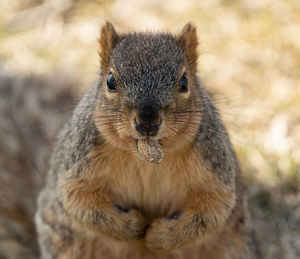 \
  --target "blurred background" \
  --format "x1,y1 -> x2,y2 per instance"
0,0 -> 299,258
